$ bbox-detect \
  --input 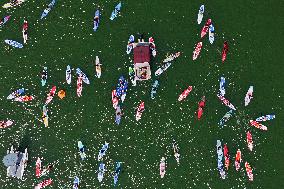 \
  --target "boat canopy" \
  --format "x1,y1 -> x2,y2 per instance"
133,43 -> 151,80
